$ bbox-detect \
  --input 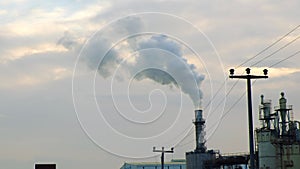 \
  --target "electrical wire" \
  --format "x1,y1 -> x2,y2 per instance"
203,78 -> 227,110
268,50 -> 300,68
174,128 -> 195,148
208,37 -> 300,138
204,77 -> 240,122
176,25 -> 300,146
209,50 -> 300,134
236,24 -> 300,68
204,32 -> 299,131
207,80 -> 257,134
175,138 -> 195,148
203,24 -> 300,110
251,35 -> 300,67
171,124 -> 194,146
